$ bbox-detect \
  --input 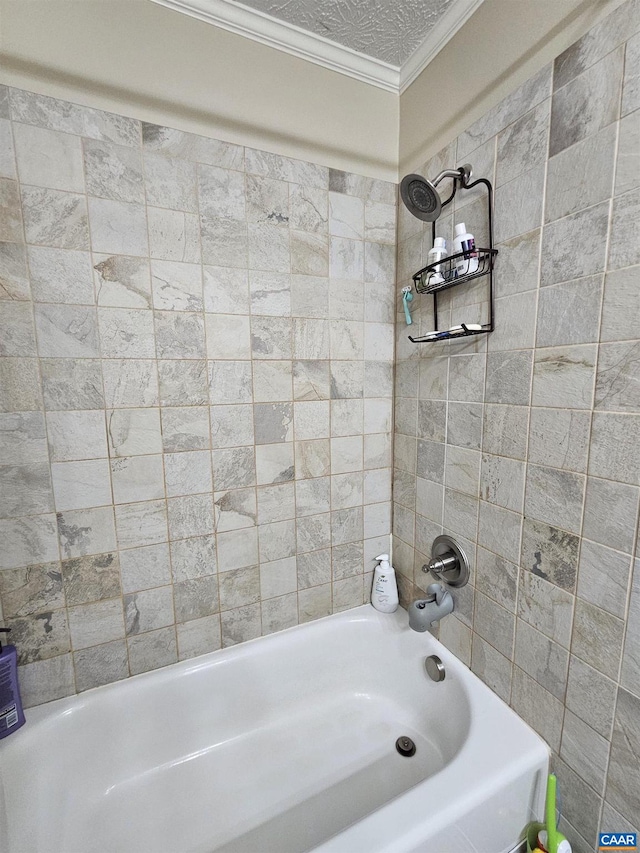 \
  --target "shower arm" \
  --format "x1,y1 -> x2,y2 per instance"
431,168 -> 465,187
430,164 -> 472,208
